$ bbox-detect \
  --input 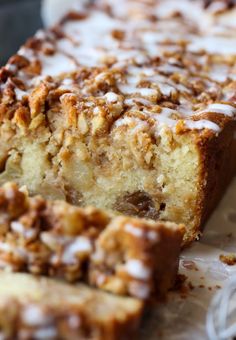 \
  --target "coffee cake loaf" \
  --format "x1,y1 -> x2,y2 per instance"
0,272 -> 143,340
0,0 -> 235,244
0,182 -> 184,300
